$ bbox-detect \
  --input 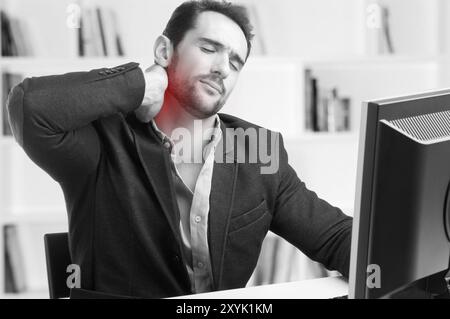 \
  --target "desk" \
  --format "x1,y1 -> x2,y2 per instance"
173,276 -> 348,299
